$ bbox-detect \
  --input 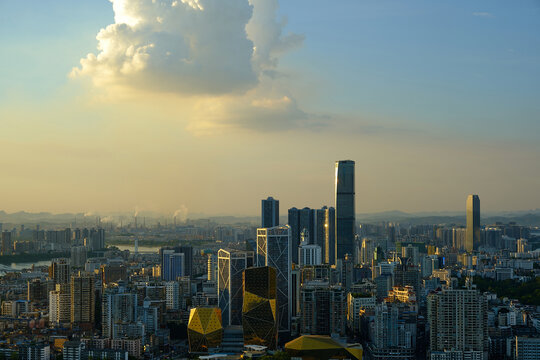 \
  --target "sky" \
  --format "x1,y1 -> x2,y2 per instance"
1,0 -> 539,216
